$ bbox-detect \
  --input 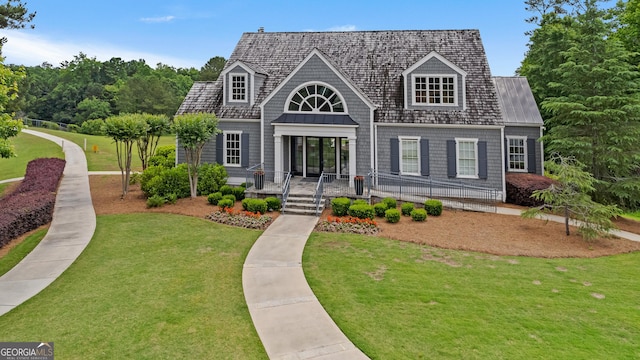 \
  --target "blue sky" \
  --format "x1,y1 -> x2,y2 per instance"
2,0 -> 534,76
